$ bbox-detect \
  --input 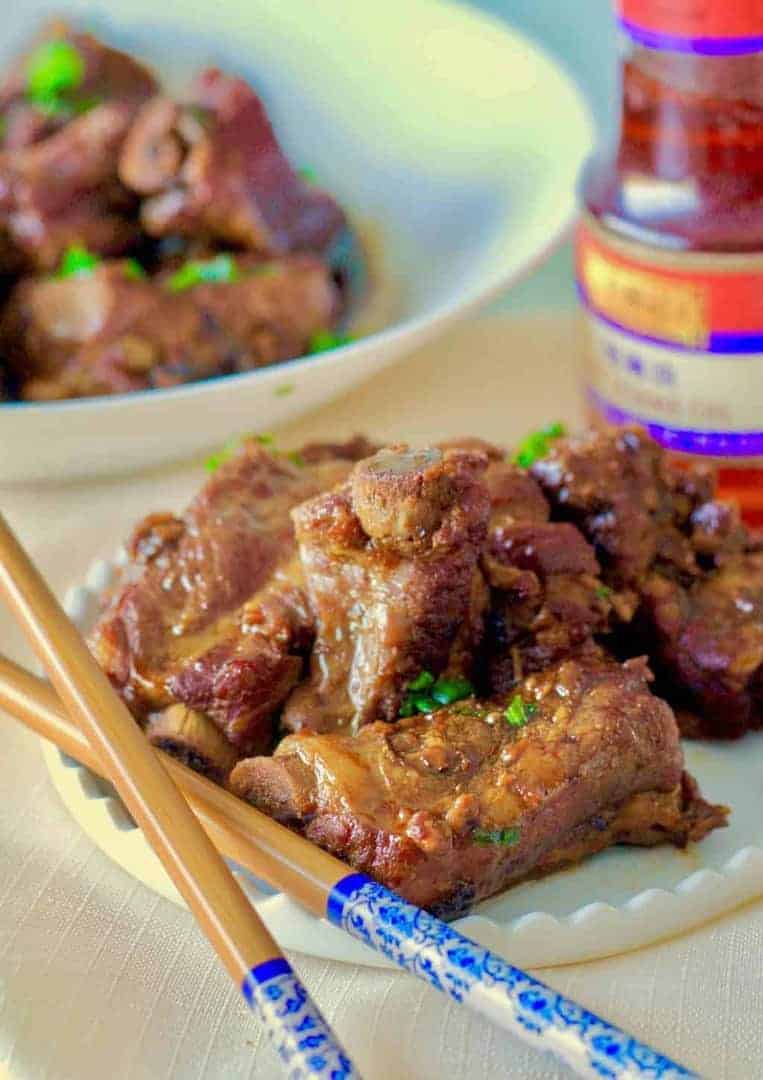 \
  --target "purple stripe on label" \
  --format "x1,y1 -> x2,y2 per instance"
578,283 -> 763,355
241,956 -> 292,1005
619,17 -> 763,55
587,387 -> 763,456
